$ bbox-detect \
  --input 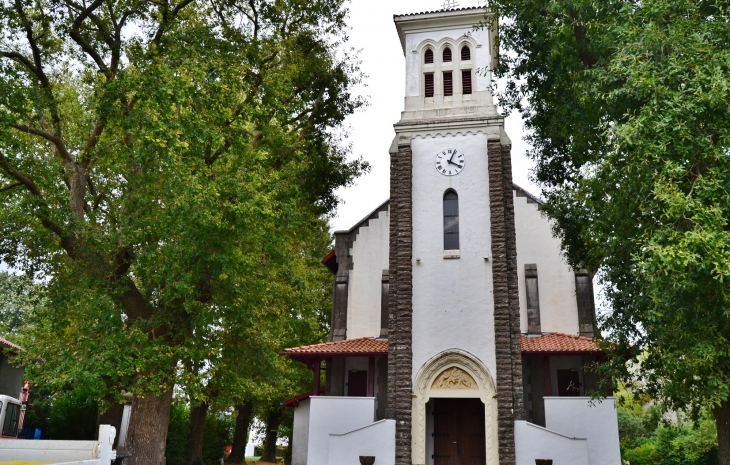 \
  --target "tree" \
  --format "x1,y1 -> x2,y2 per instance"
0,0 -> 366,462
182,217 -> 332,465
0,271 -> 45,335
487,0 -> 730,462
